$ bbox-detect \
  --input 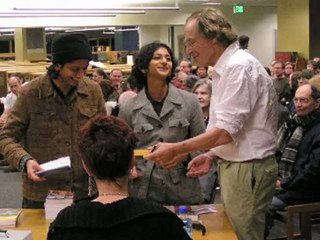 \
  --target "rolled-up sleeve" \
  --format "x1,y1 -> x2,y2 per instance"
215,64 -> 259,139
